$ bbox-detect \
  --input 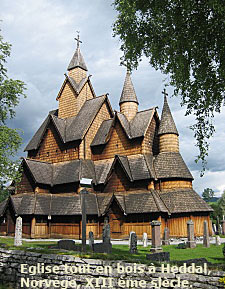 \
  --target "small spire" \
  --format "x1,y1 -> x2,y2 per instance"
119,70 -> 139,104
158,90 -> 179,136
67,32 -> 88,71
